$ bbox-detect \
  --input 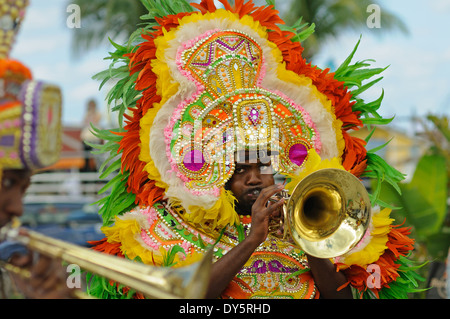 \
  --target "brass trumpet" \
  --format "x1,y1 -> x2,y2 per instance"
0,219 -> 212,299
269,168 -> 371,259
